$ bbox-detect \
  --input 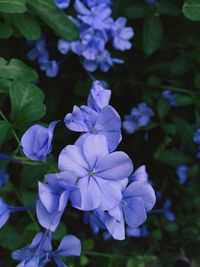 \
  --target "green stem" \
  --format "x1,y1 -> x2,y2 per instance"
13,156 -> 45,166
0,110 -> 21,146
85,251 -> 128,259
130,81 -> 193,95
